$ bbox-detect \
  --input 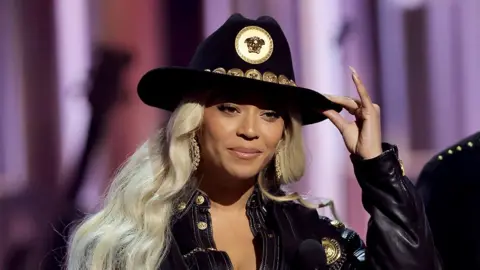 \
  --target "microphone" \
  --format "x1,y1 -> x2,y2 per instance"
293,239 -> 328,269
